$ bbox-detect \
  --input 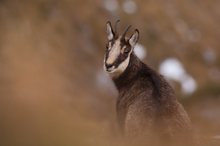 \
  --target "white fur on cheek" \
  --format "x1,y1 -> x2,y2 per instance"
109,54 -> 130,78
106,39 -> 121,65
